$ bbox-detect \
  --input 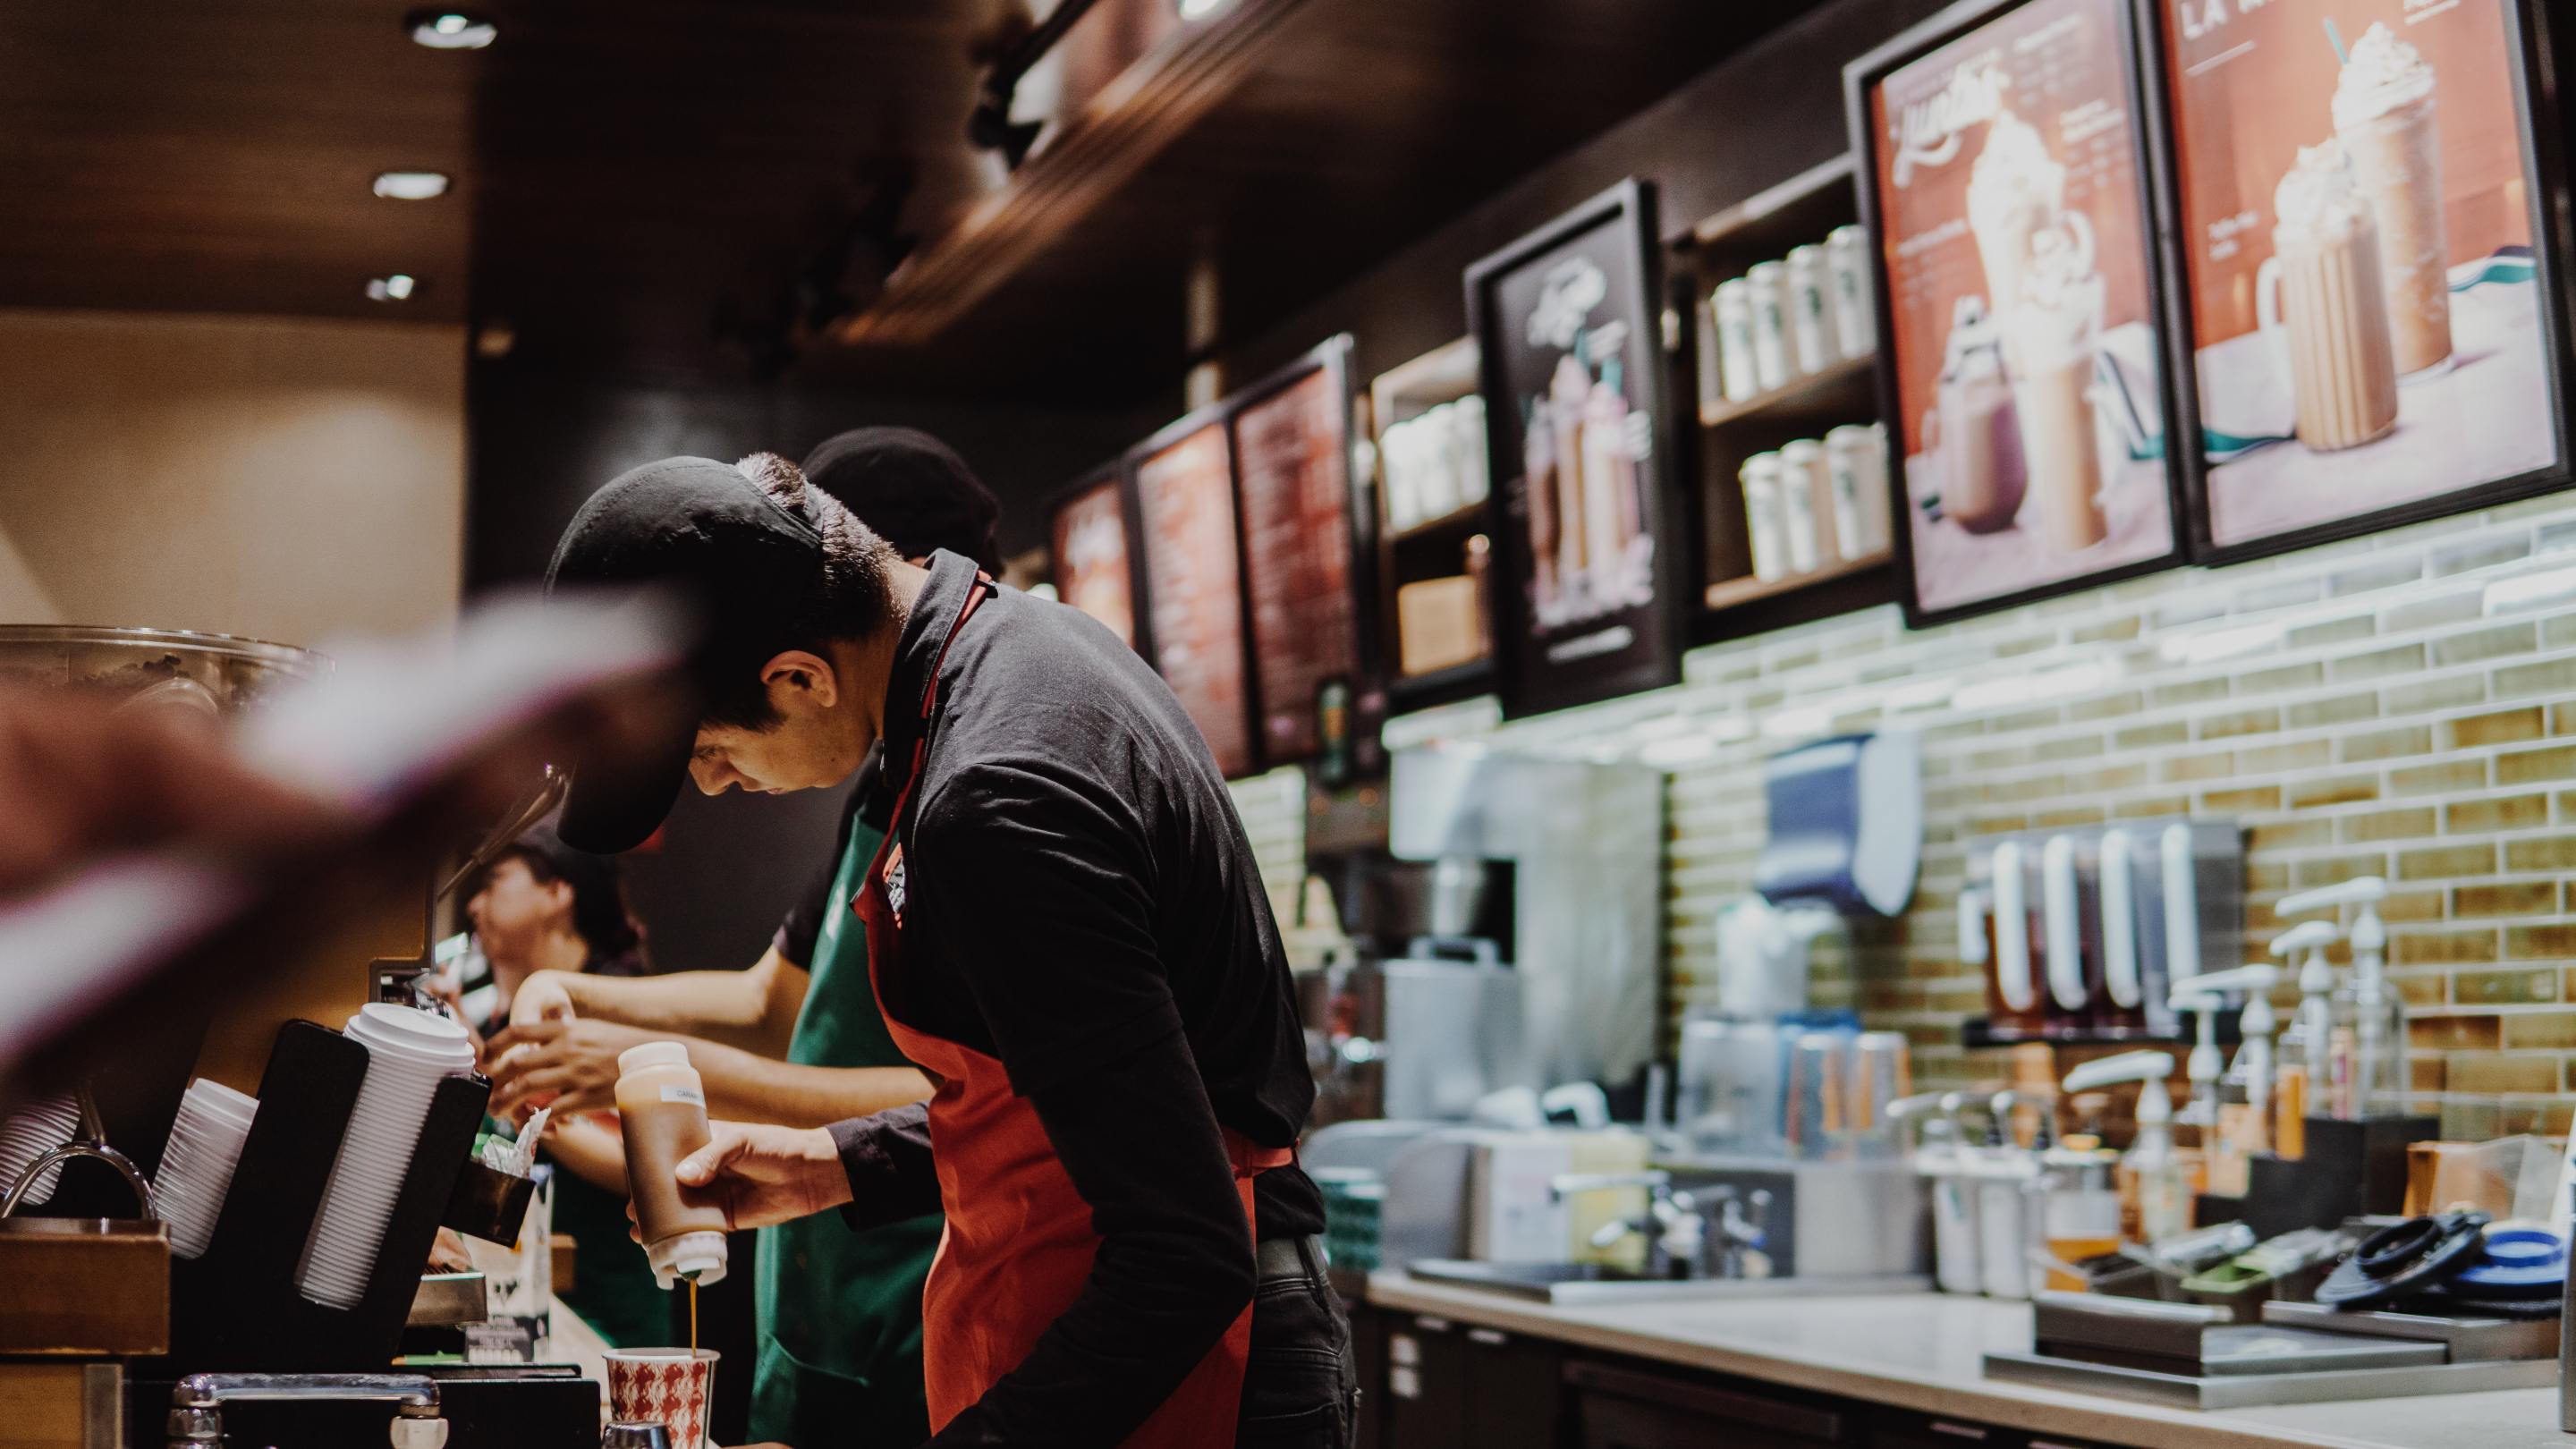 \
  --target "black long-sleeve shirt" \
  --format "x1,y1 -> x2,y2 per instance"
828,553 -> 1323,1448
